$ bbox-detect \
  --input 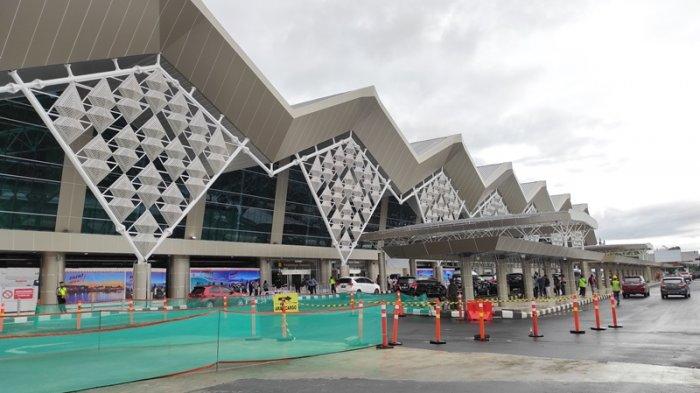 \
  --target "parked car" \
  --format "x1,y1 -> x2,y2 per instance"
336,277 -> 380,294
406,277 -> 447,299
396,276 -> 417,294
189,285 -> 238,308
622,276 -> 649,298
506,273 -> 525,298
479,274 -> 498,296
451,273 -> 491,297
680,272 -> 693,284
661,277 -> 690,299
